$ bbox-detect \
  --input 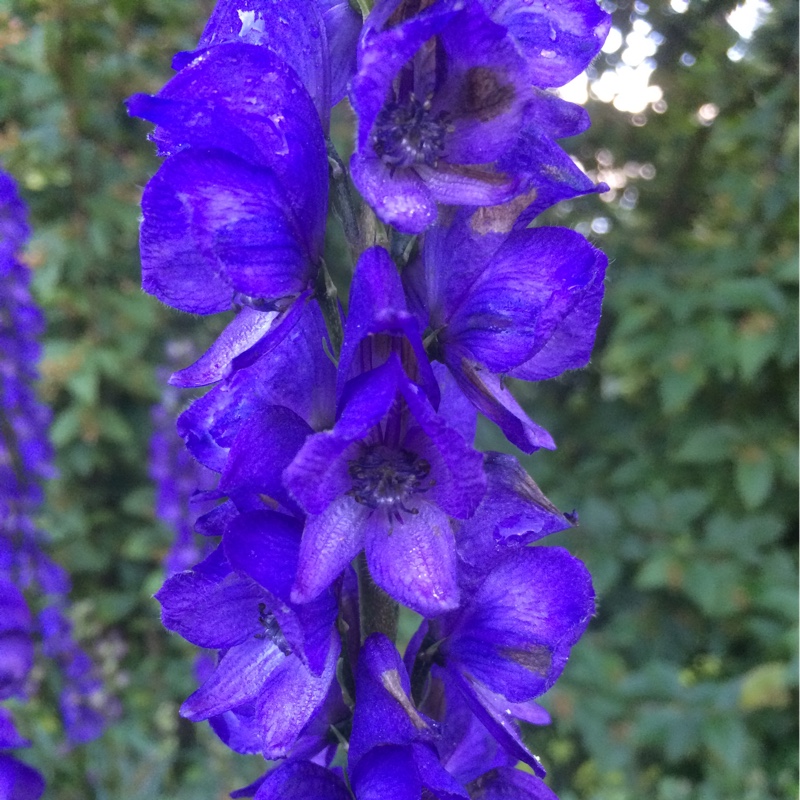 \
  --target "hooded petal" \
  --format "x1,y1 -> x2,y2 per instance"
486,0 -> 612,88
191,0 -> 331,122
130,43 -> 328,253
349,633 -> 438,768
338,246 -> 439,408
320,0 -> 363,104
444,227 -> 602,373
140,149 -> 310,314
